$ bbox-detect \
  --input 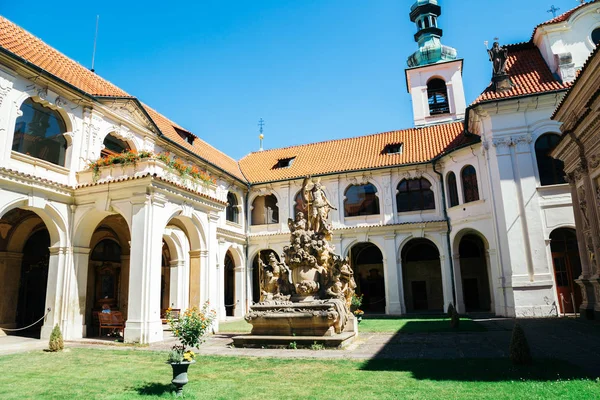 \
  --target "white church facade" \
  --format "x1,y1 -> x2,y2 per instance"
1,0 -> 599,343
